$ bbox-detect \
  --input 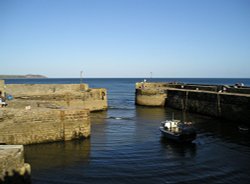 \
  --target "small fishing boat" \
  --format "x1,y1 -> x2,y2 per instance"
159,120 -> 196,143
